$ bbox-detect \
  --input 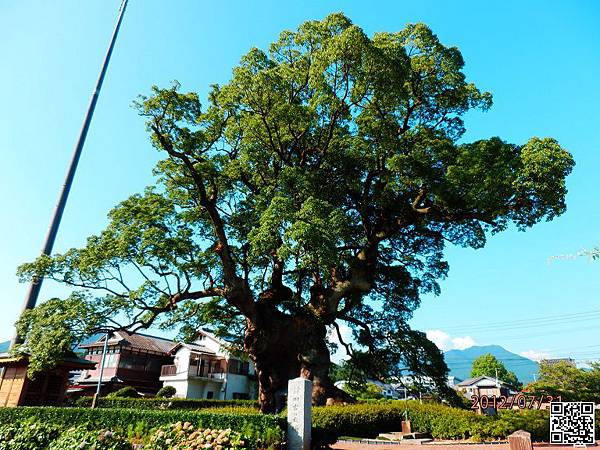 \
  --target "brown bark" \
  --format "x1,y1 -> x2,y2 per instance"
244,302 -> 353,413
